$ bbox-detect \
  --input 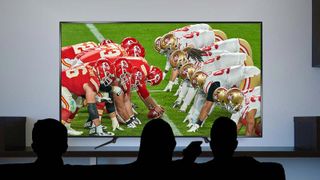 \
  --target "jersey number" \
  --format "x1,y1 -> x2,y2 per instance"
66,66 -> 88,79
